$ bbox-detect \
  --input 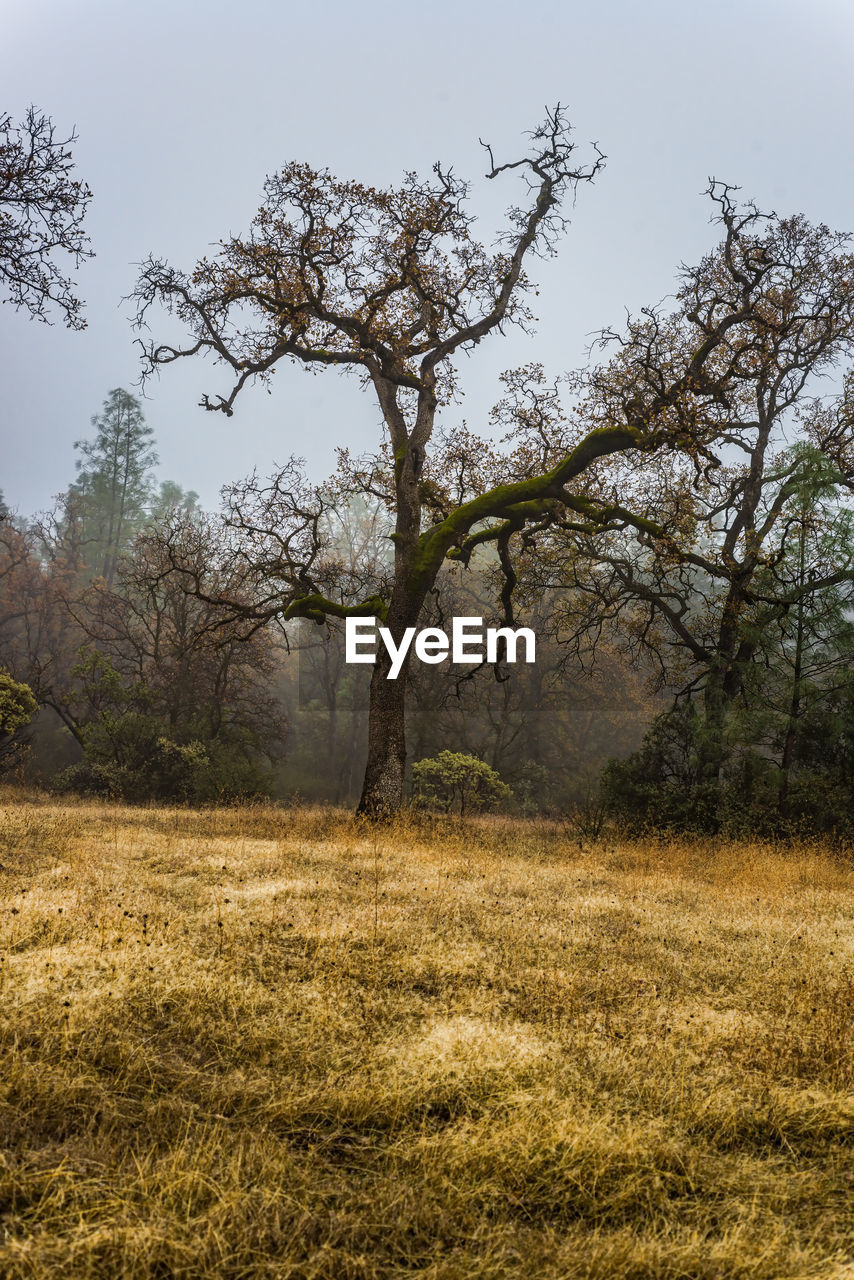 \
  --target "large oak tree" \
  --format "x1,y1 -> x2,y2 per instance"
130,111 -> 850,815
